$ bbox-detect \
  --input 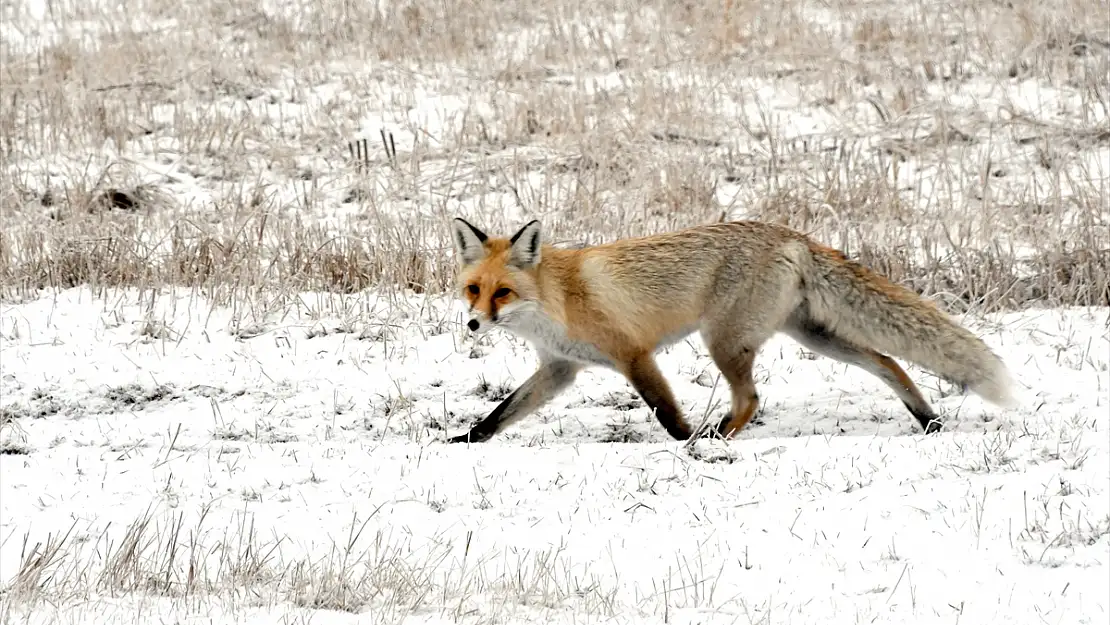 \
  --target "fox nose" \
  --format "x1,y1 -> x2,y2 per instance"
467,319 -> 480,332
